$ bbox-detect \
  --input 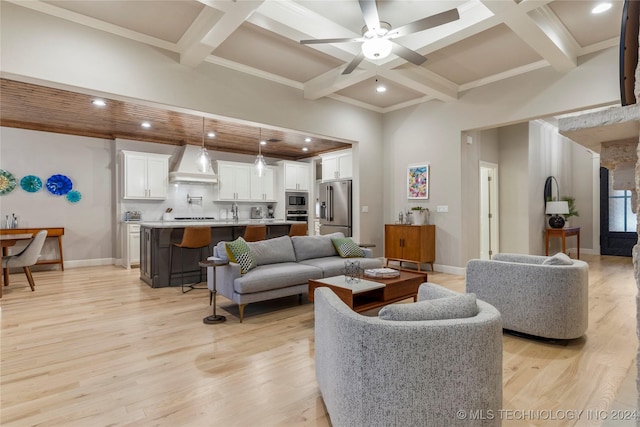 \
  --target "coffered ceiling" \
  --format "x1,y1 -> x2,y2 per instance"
0,0 -> 624,158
